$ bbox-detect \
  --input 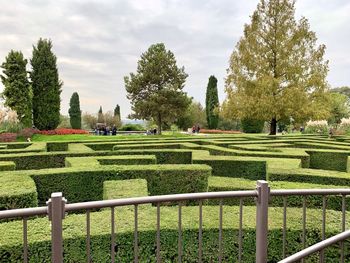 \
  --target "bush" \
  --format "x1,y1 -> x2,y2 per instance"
199,129 -> 241,134
304,120 -> 328,134
0,133 -> 17,142
18,128 -> 40,139
119,124 -> 144,131
241,118 -> 264,133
